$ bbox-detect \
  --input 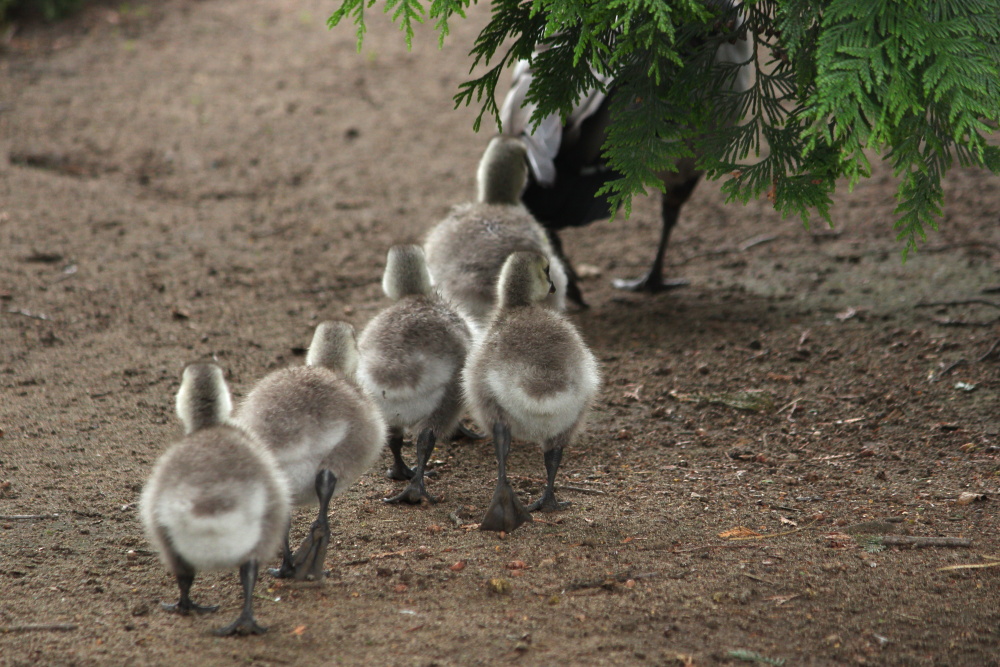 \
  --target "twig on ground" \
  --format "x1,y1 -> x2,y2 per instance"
672,234 -> 782,265
932,358 -> 968,381
248,655 -> 292,665
509,475 -> 605,486
249,224 -> 295,240
560,485 -> 606,496
776,398 -> 800,421
878,536 -> 972,548
344,547 -> 427,566
922,242 -> 1000,254
508,475 -> 608,495
0,514 -> 59,521
0,624 -> 77,634
532,518 -> 561,526
6,308 -> 50,321
916,299 -> 1000,310
727,649 -> 786,666
774,505 -> 800,513
932,316 -> 1000,327
977,339 -> 1000,362
670,544 -> 759,553
739,234 -> 778,251
253,592 -> 282,602
937,561 -> 1000,572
